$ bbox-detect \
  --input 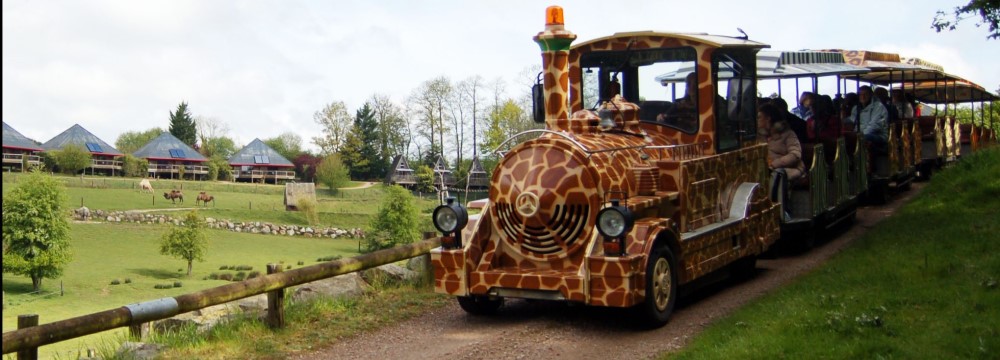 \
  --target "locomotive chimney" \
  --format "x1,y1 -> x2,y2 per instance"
533,6 -> 577,130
